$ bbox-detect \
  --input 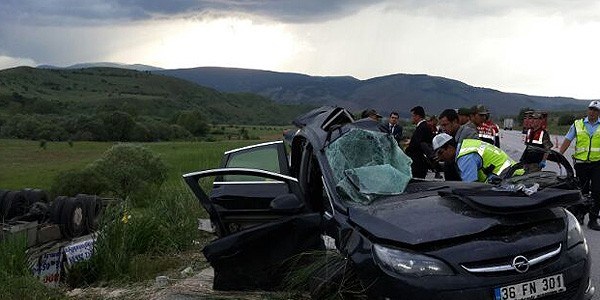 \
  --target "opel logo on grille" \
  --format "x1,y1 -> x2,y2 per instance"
512,255 -> 530,273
